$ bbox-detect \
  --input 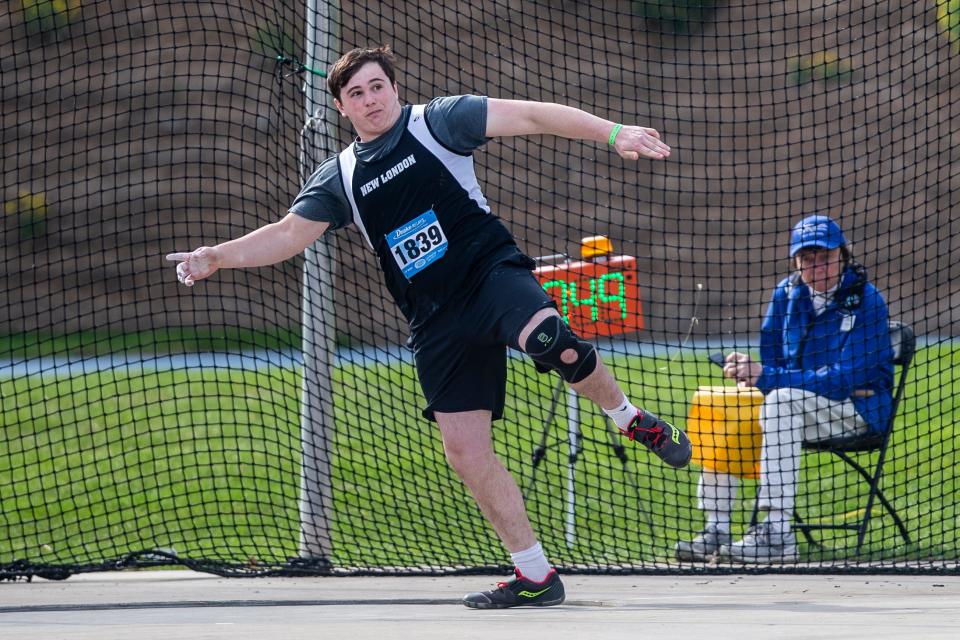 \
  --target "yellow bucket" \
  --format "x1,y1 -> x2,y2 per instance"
687,386 -> 763,479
